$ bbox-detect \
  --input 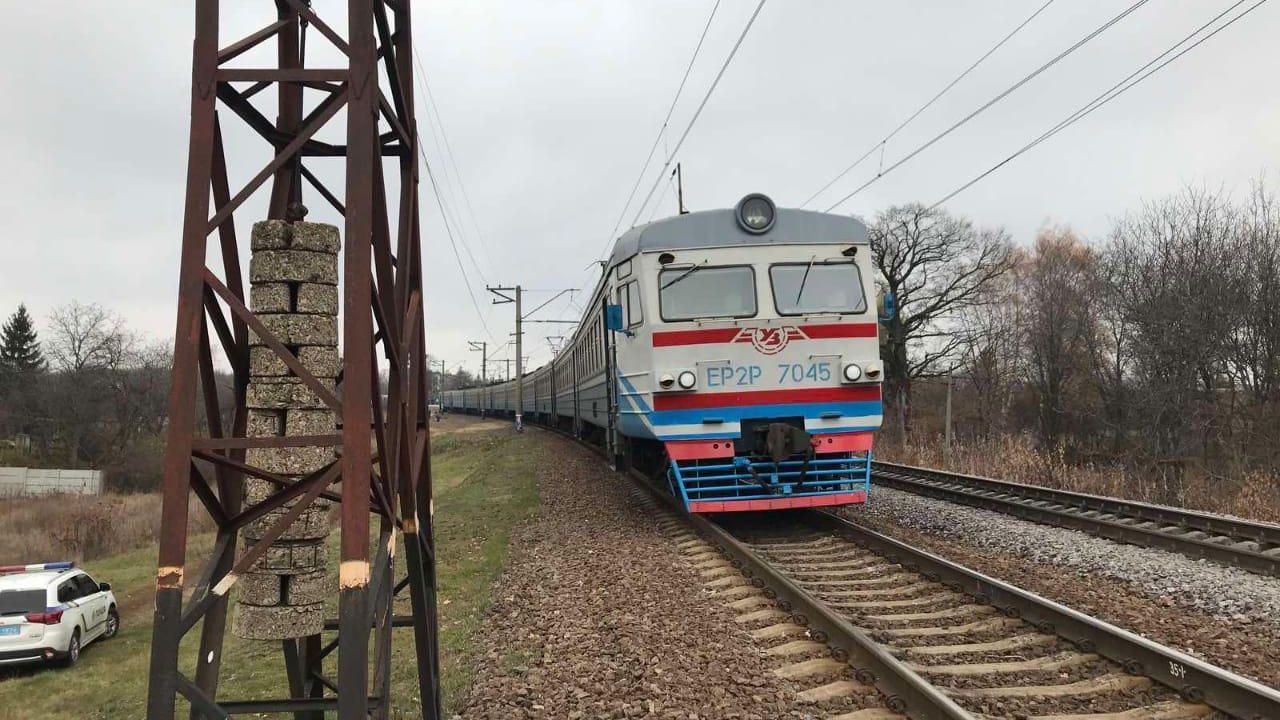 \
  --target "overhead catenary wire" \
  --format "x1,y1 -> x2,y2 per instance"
599,0 -> 723,260
800,0 -> 1057,209
412,47 -> 493,286
928,0 -> 1270,210
409,60 -> 493,340
823,0 -> 1151,213
647,171 -> 679,223
416,53 -> 499,279
420,145 -> 494,341
626,0 -> 770,232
